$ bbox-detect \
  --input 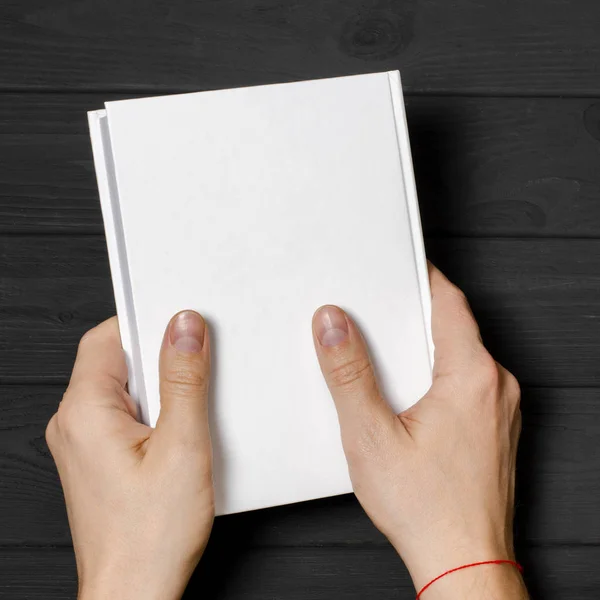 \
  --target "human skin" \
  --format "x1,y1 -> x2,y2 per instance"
46,311 -> 214,600
47,264 -> 527,599
312,264 -> 527,599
